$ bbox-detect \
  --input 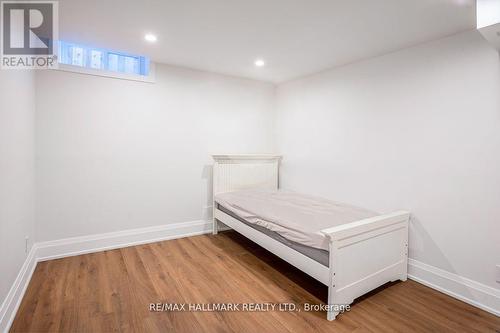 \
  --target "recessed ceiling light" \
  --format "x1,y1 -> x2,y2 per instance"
144,34 -> 157,43
254,59 -> 265,67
